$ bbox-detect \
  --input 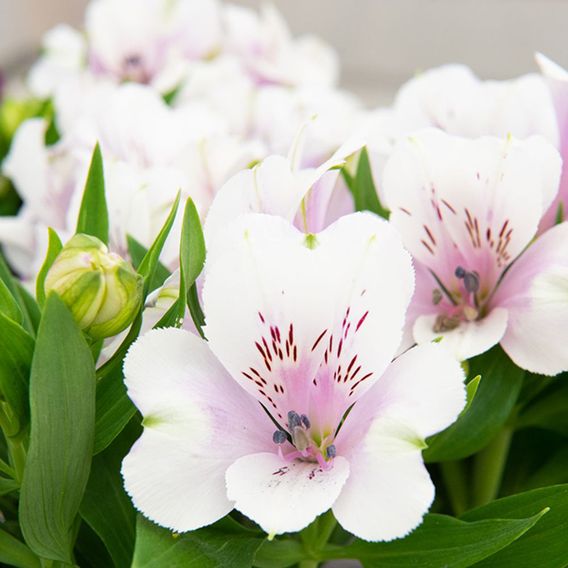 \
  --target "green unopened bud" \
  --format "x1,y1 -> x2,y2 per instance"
44,234 -> 143,339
